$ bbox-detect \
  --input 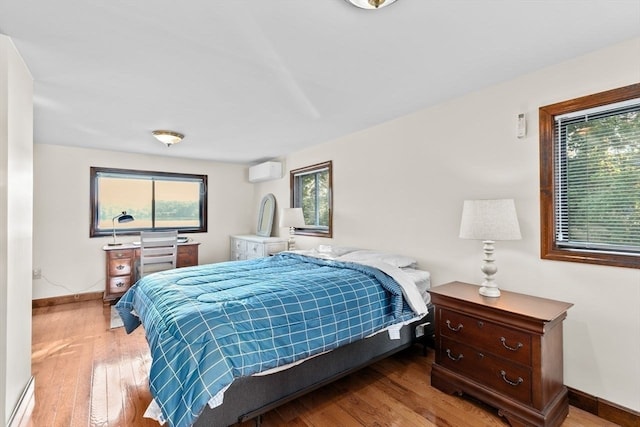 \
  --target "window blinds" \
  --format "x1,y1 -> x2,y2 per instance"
554,99 -> 640,253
